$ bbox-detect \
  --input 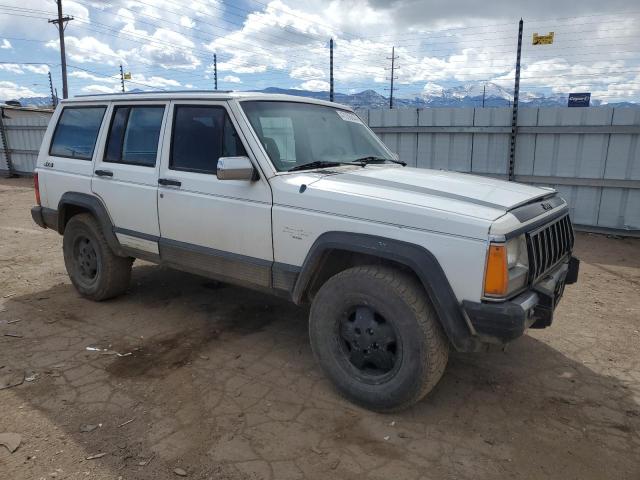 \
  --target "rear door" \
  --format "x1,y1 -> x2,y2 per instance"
91,101 -> 168,256
156,100 -> 273,287
40,103 -> 108,210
